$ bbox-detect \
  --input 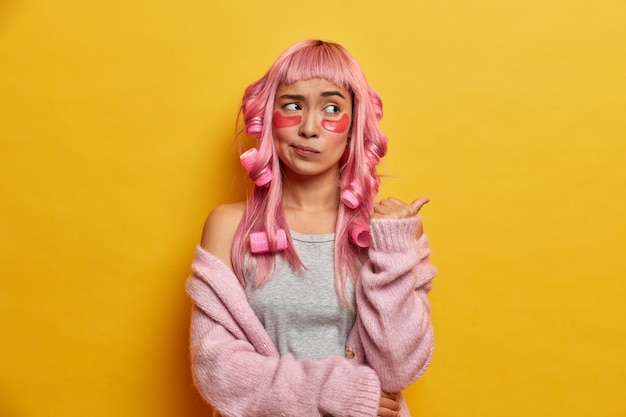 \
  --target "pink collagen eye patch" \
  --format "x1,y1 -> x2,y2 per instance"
321,113 -> 350,133
272,112 -> 302,128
